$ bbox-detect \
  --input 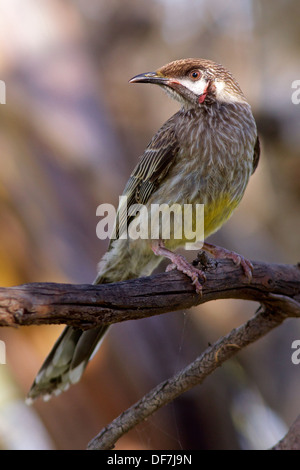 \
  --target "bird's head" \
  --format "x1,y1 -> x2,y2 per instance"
129,58 -> 247,108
